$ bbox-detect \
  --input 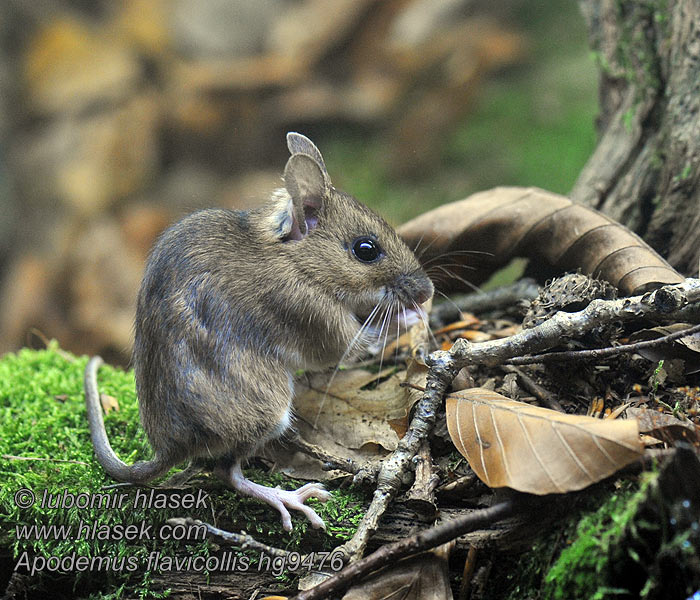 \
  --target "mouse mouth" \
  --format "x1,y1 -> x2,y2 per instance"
355,303 -> 428,341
